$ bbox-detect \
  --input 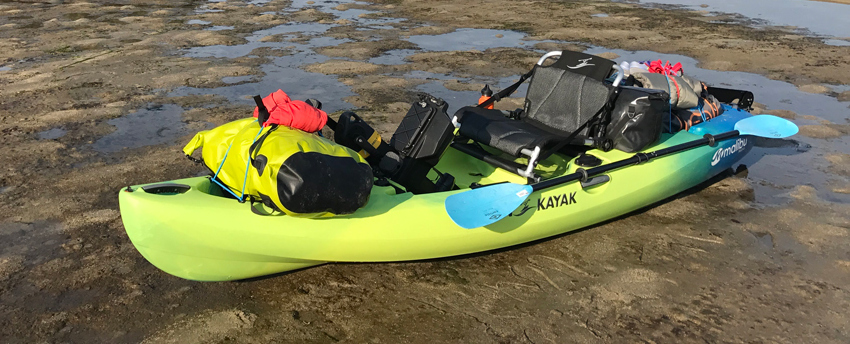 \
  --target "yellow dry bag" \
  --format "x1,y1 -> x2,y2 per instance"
183,118 -> 373,217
